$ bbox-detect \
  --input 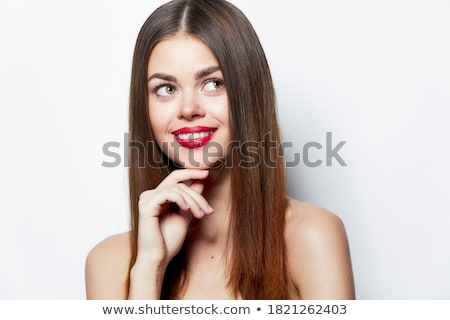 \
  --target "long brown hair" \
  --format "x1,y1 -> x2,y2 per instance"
128,0 -> 289,299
